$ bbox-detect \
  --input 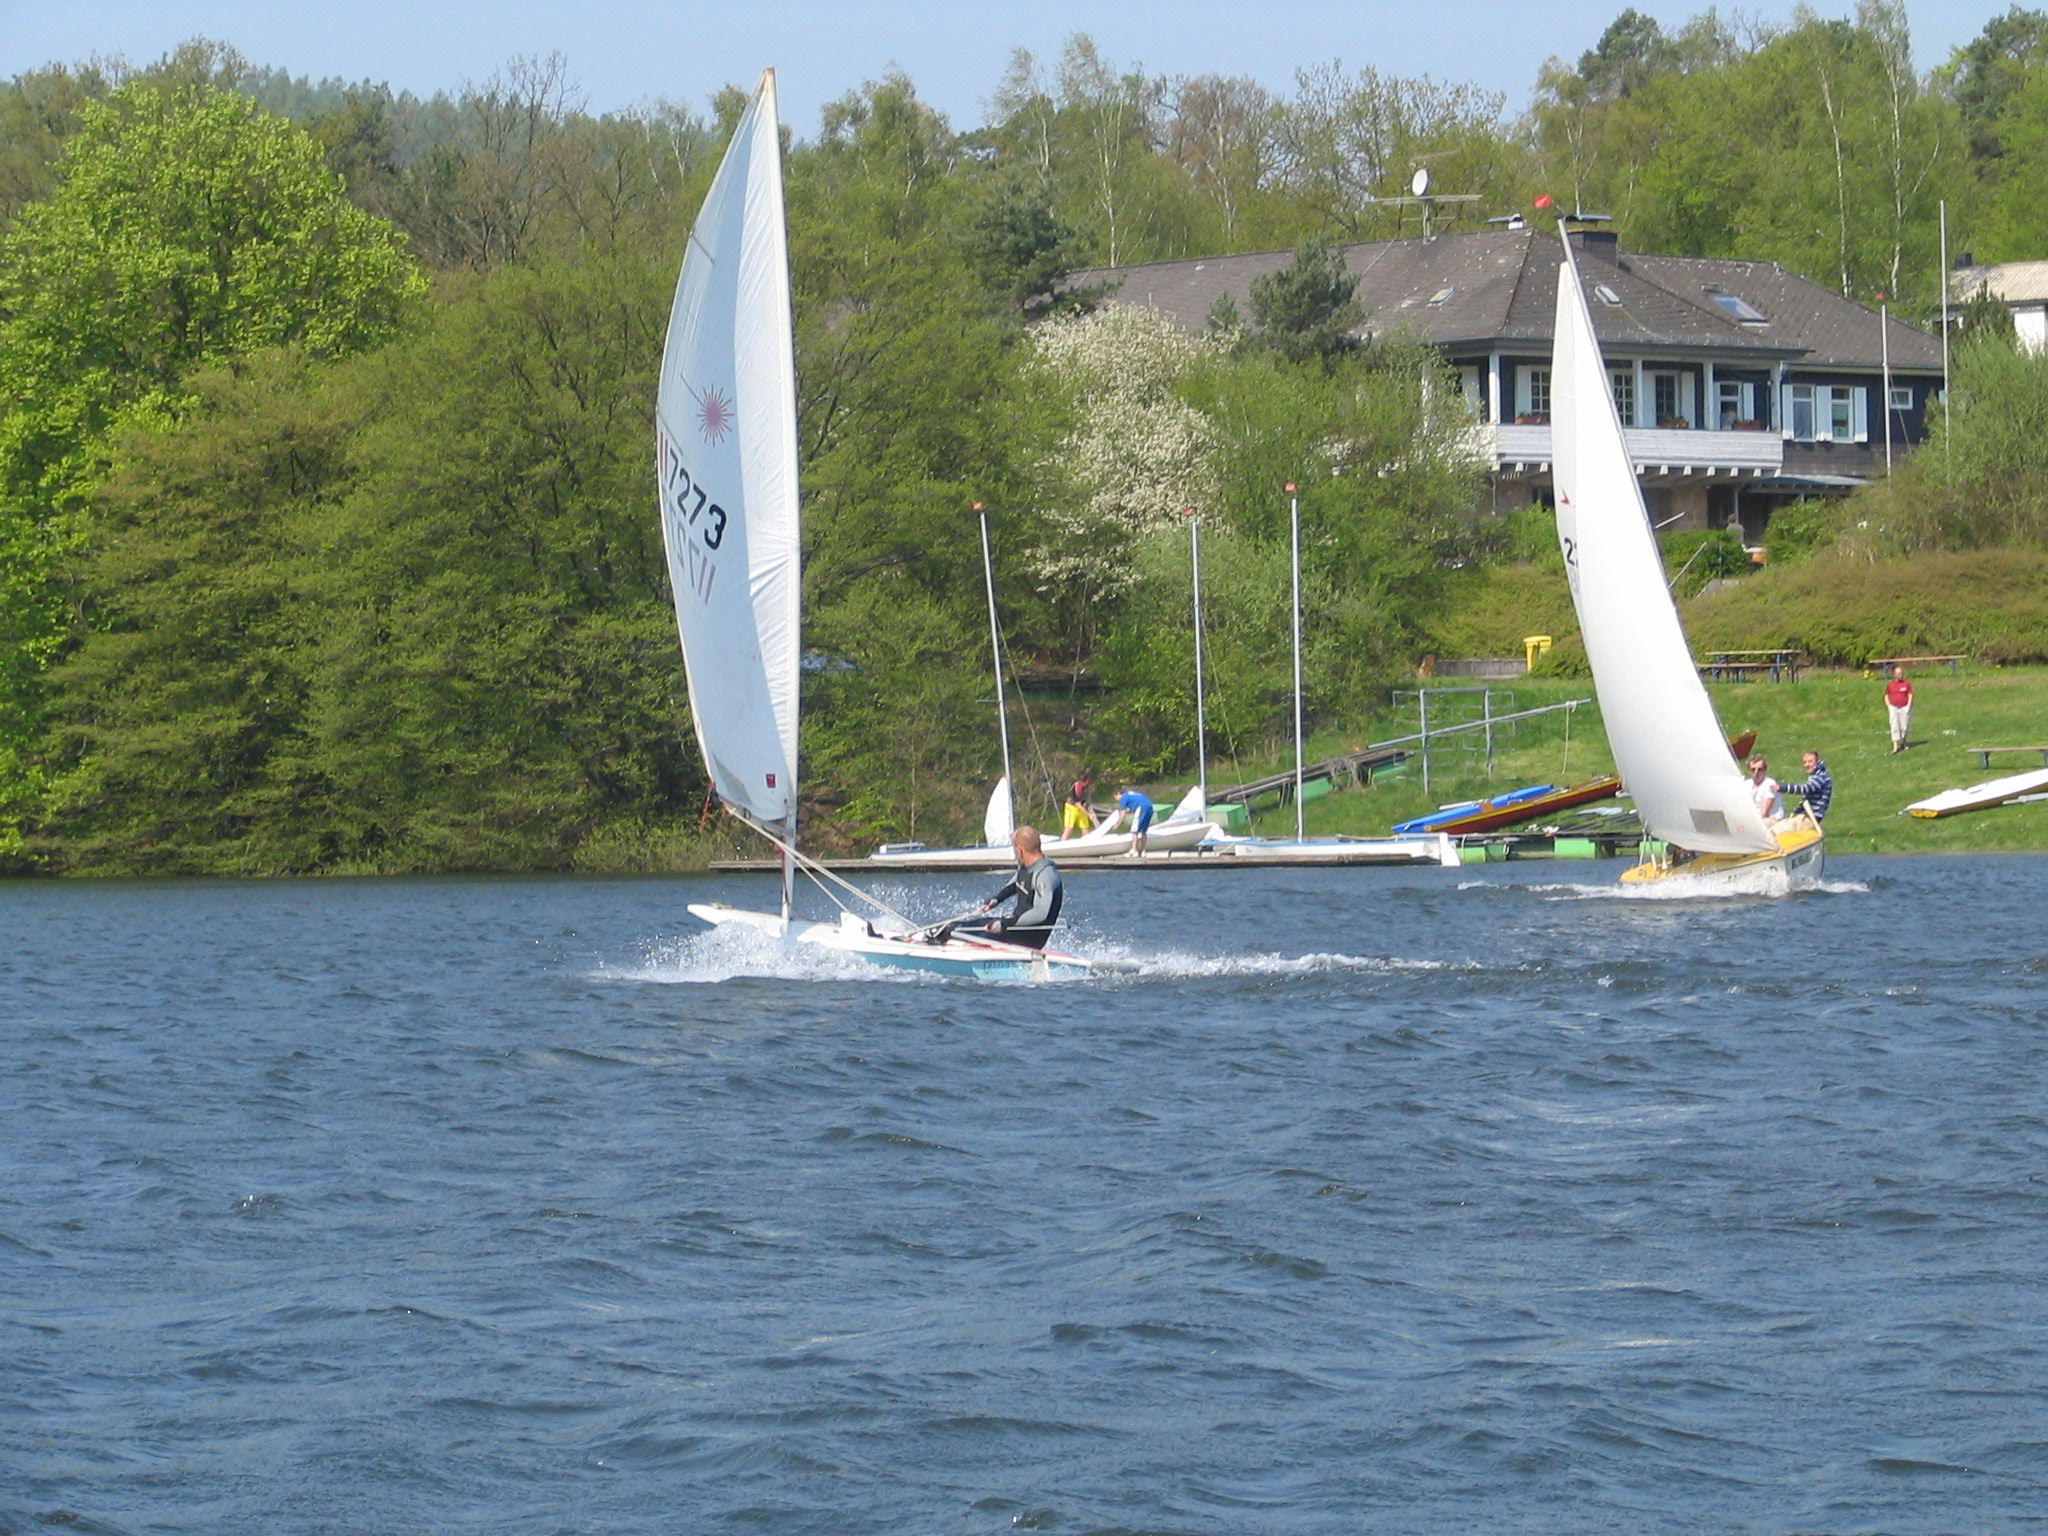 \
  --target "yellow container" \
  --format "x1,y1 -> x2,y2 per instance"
1523,634 -> 1553,669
